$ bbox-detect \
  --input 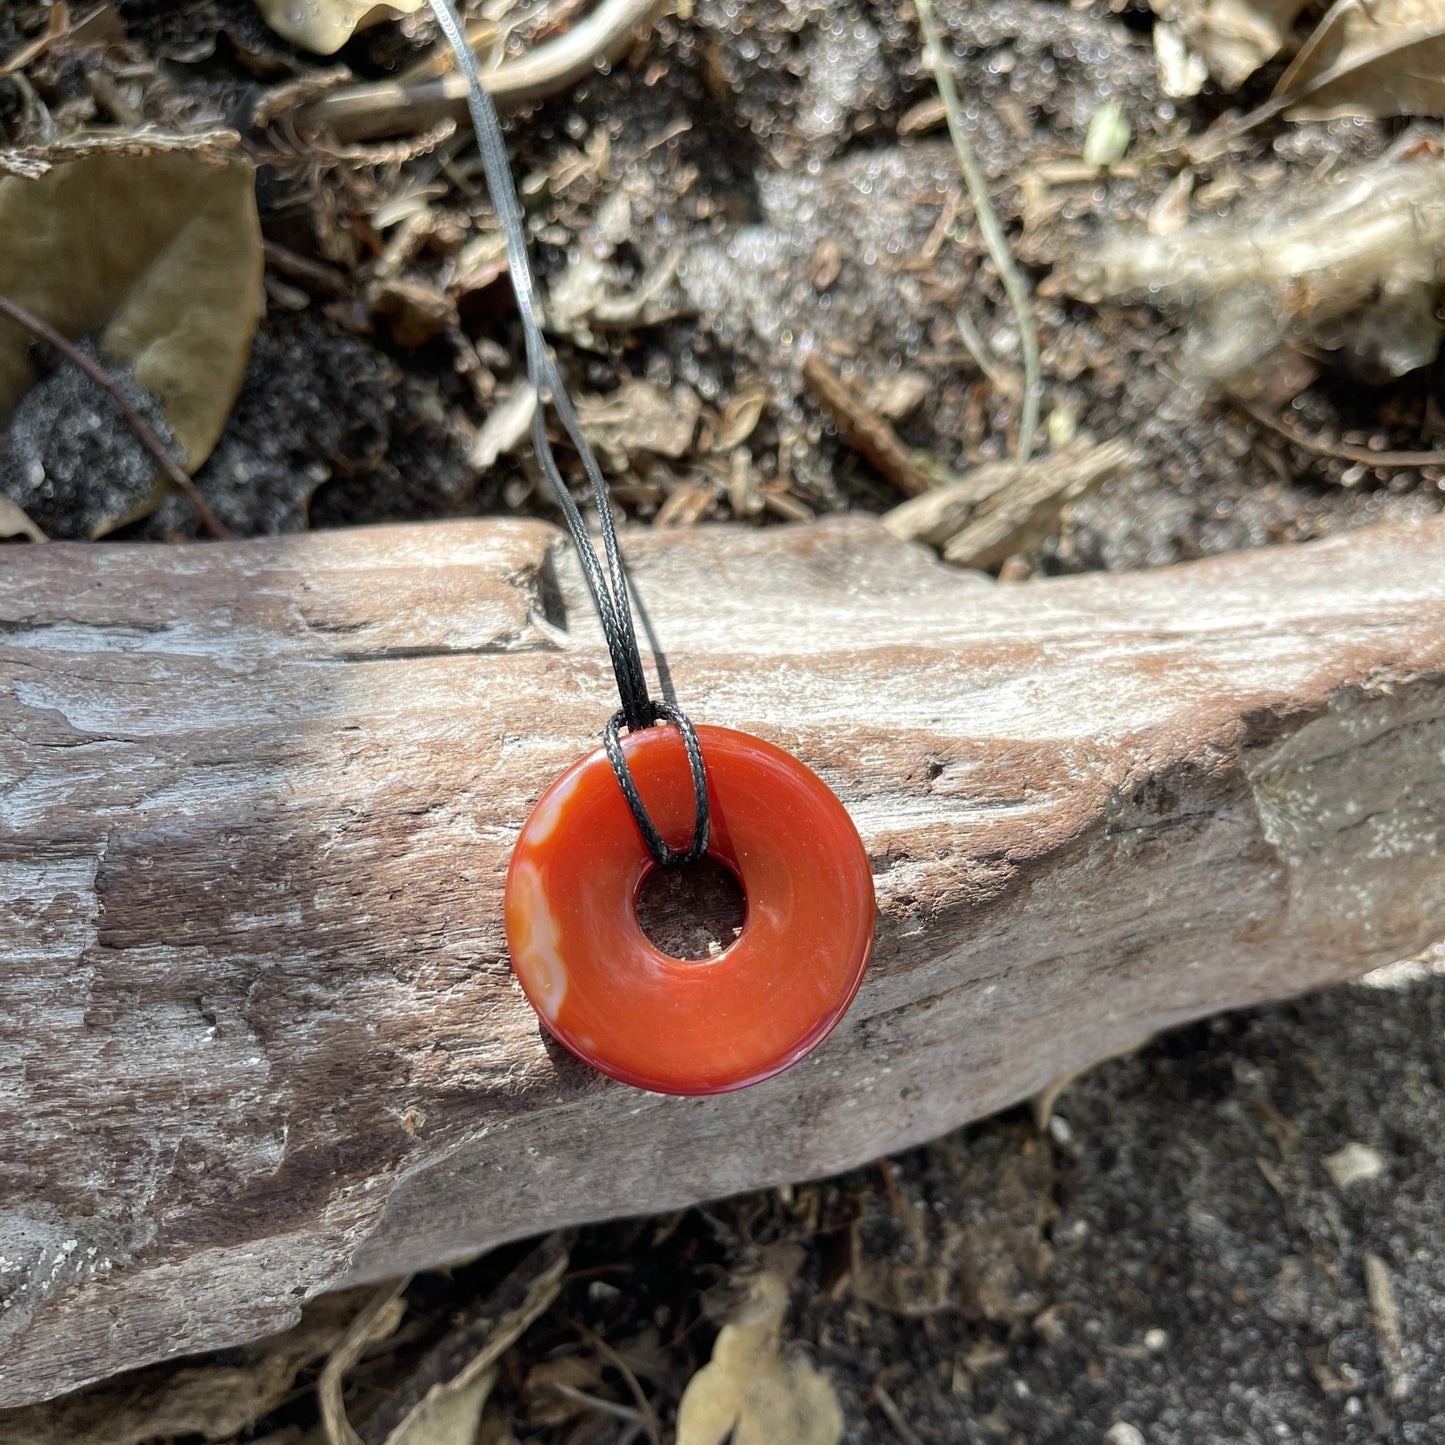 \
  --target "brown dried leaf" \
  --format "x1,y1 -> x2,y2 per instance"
1152,1 -> 1311,88
1275,0 -> 1445,120
0,153 -> 261,531
255,0 -> 424,56
675,1273 -> 842,1445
